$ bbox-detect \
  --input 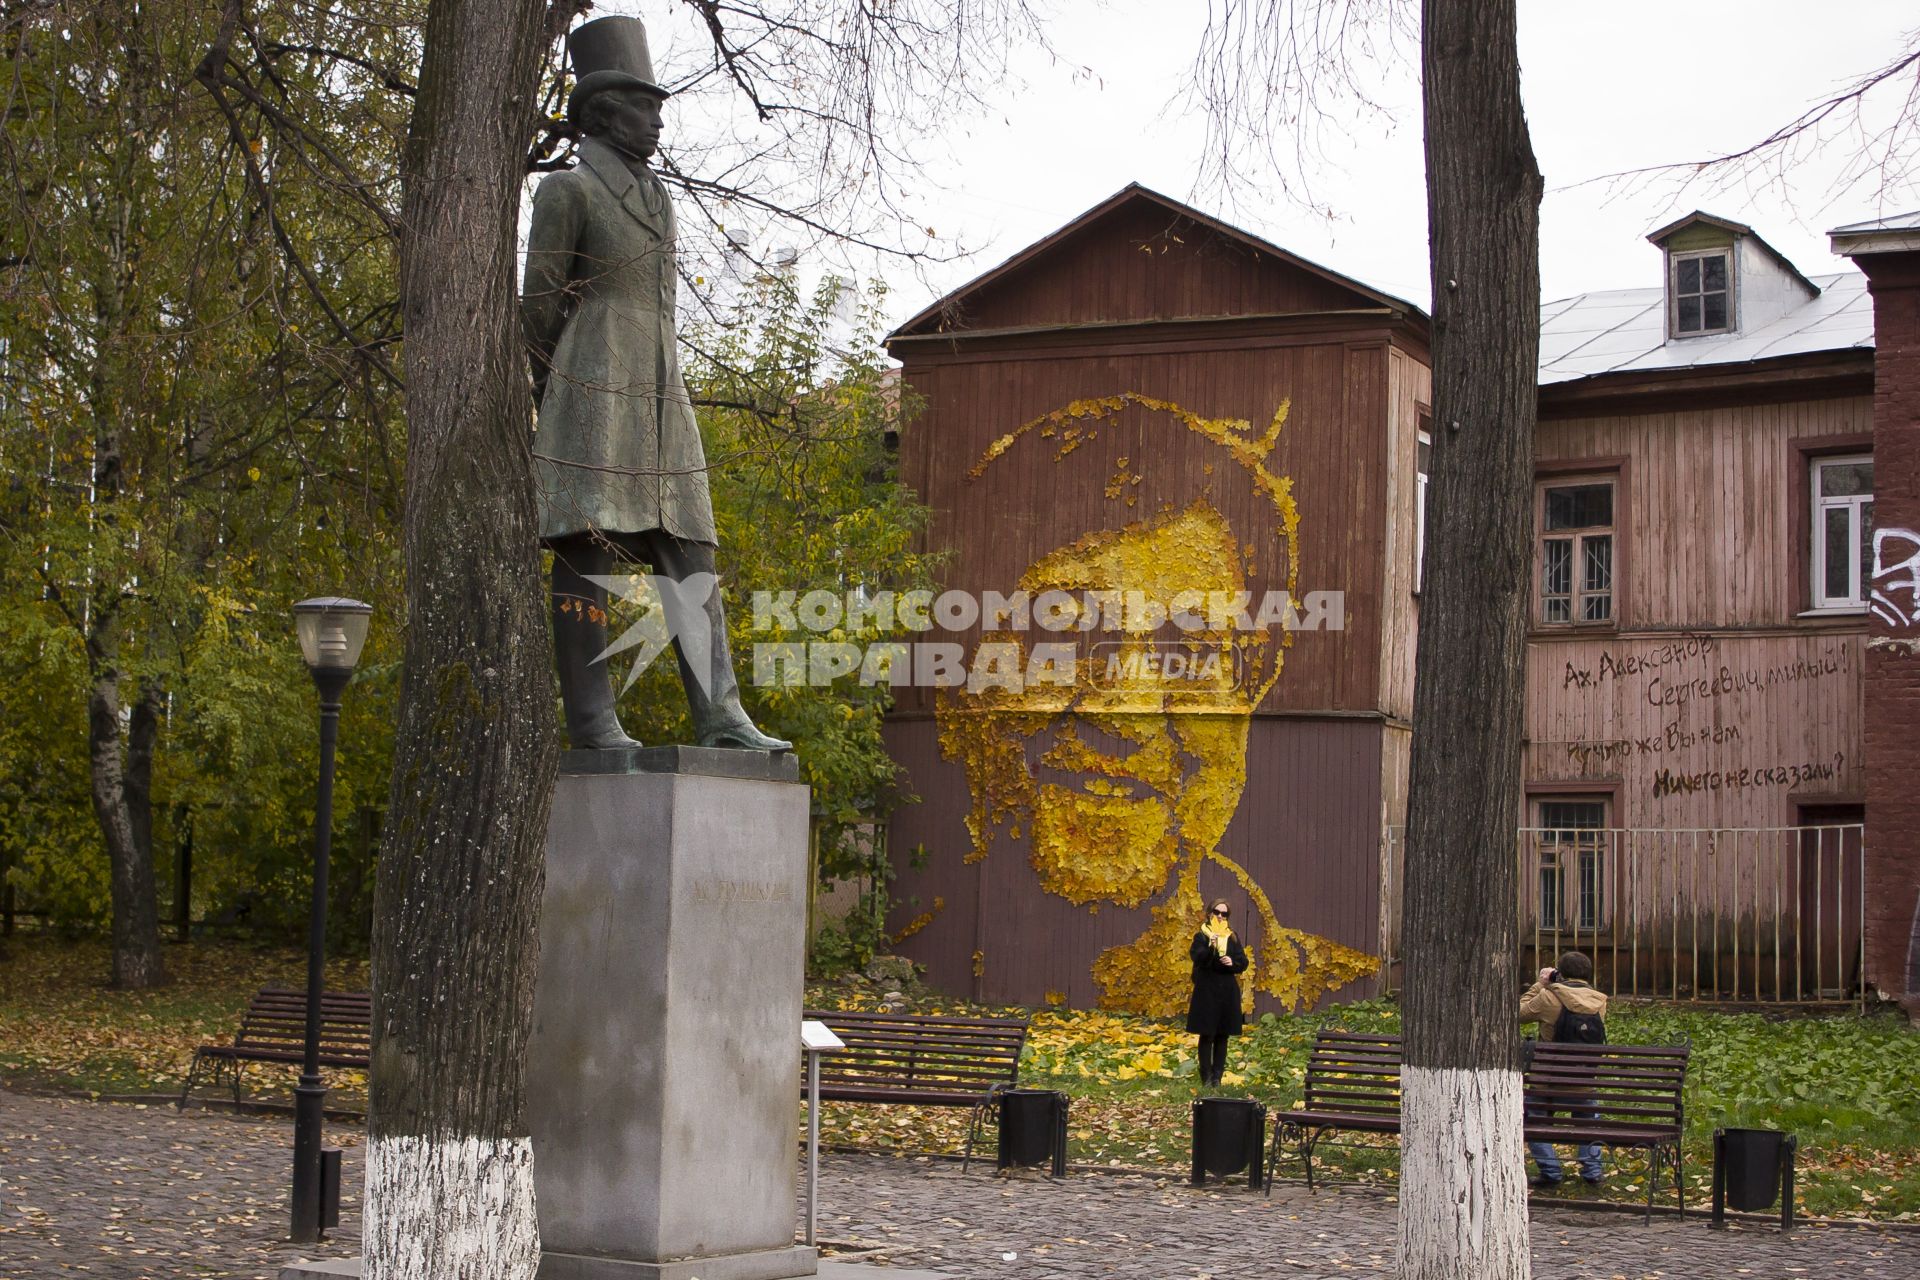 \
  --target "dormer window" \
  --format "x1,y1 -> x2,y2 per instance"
1671,249 -> 1732,336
